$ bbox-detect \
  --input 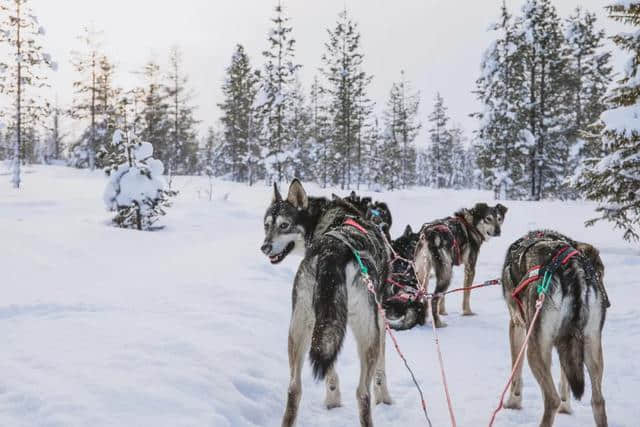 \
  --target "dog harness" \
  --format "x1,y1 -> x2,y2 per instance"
420,222 -> 462,266
511,245 -> 580,316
